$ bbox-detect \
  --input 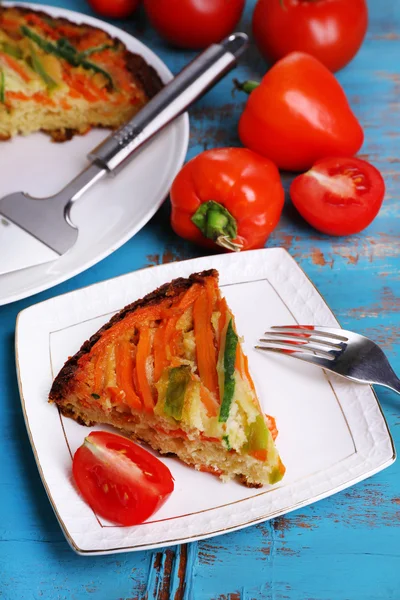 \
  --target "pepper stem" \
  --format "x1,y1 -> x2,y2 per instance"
191,201 -> 242,252
216,236 -> 242,252
233,78 -> 260,95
